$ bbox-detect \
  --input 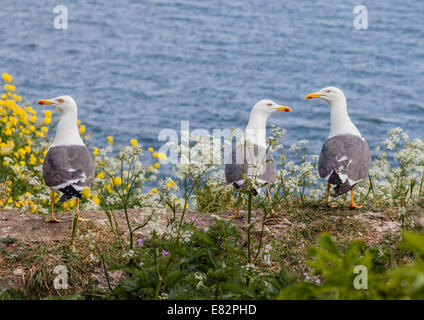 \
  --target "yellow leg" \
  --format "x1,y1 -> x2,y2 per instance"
349,188 -> 363,209
76,198 -> 90,222
226,192 -> 242,219
326,183 -> 336,208
48,192 -> 62,223
266,188 -> 276,217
